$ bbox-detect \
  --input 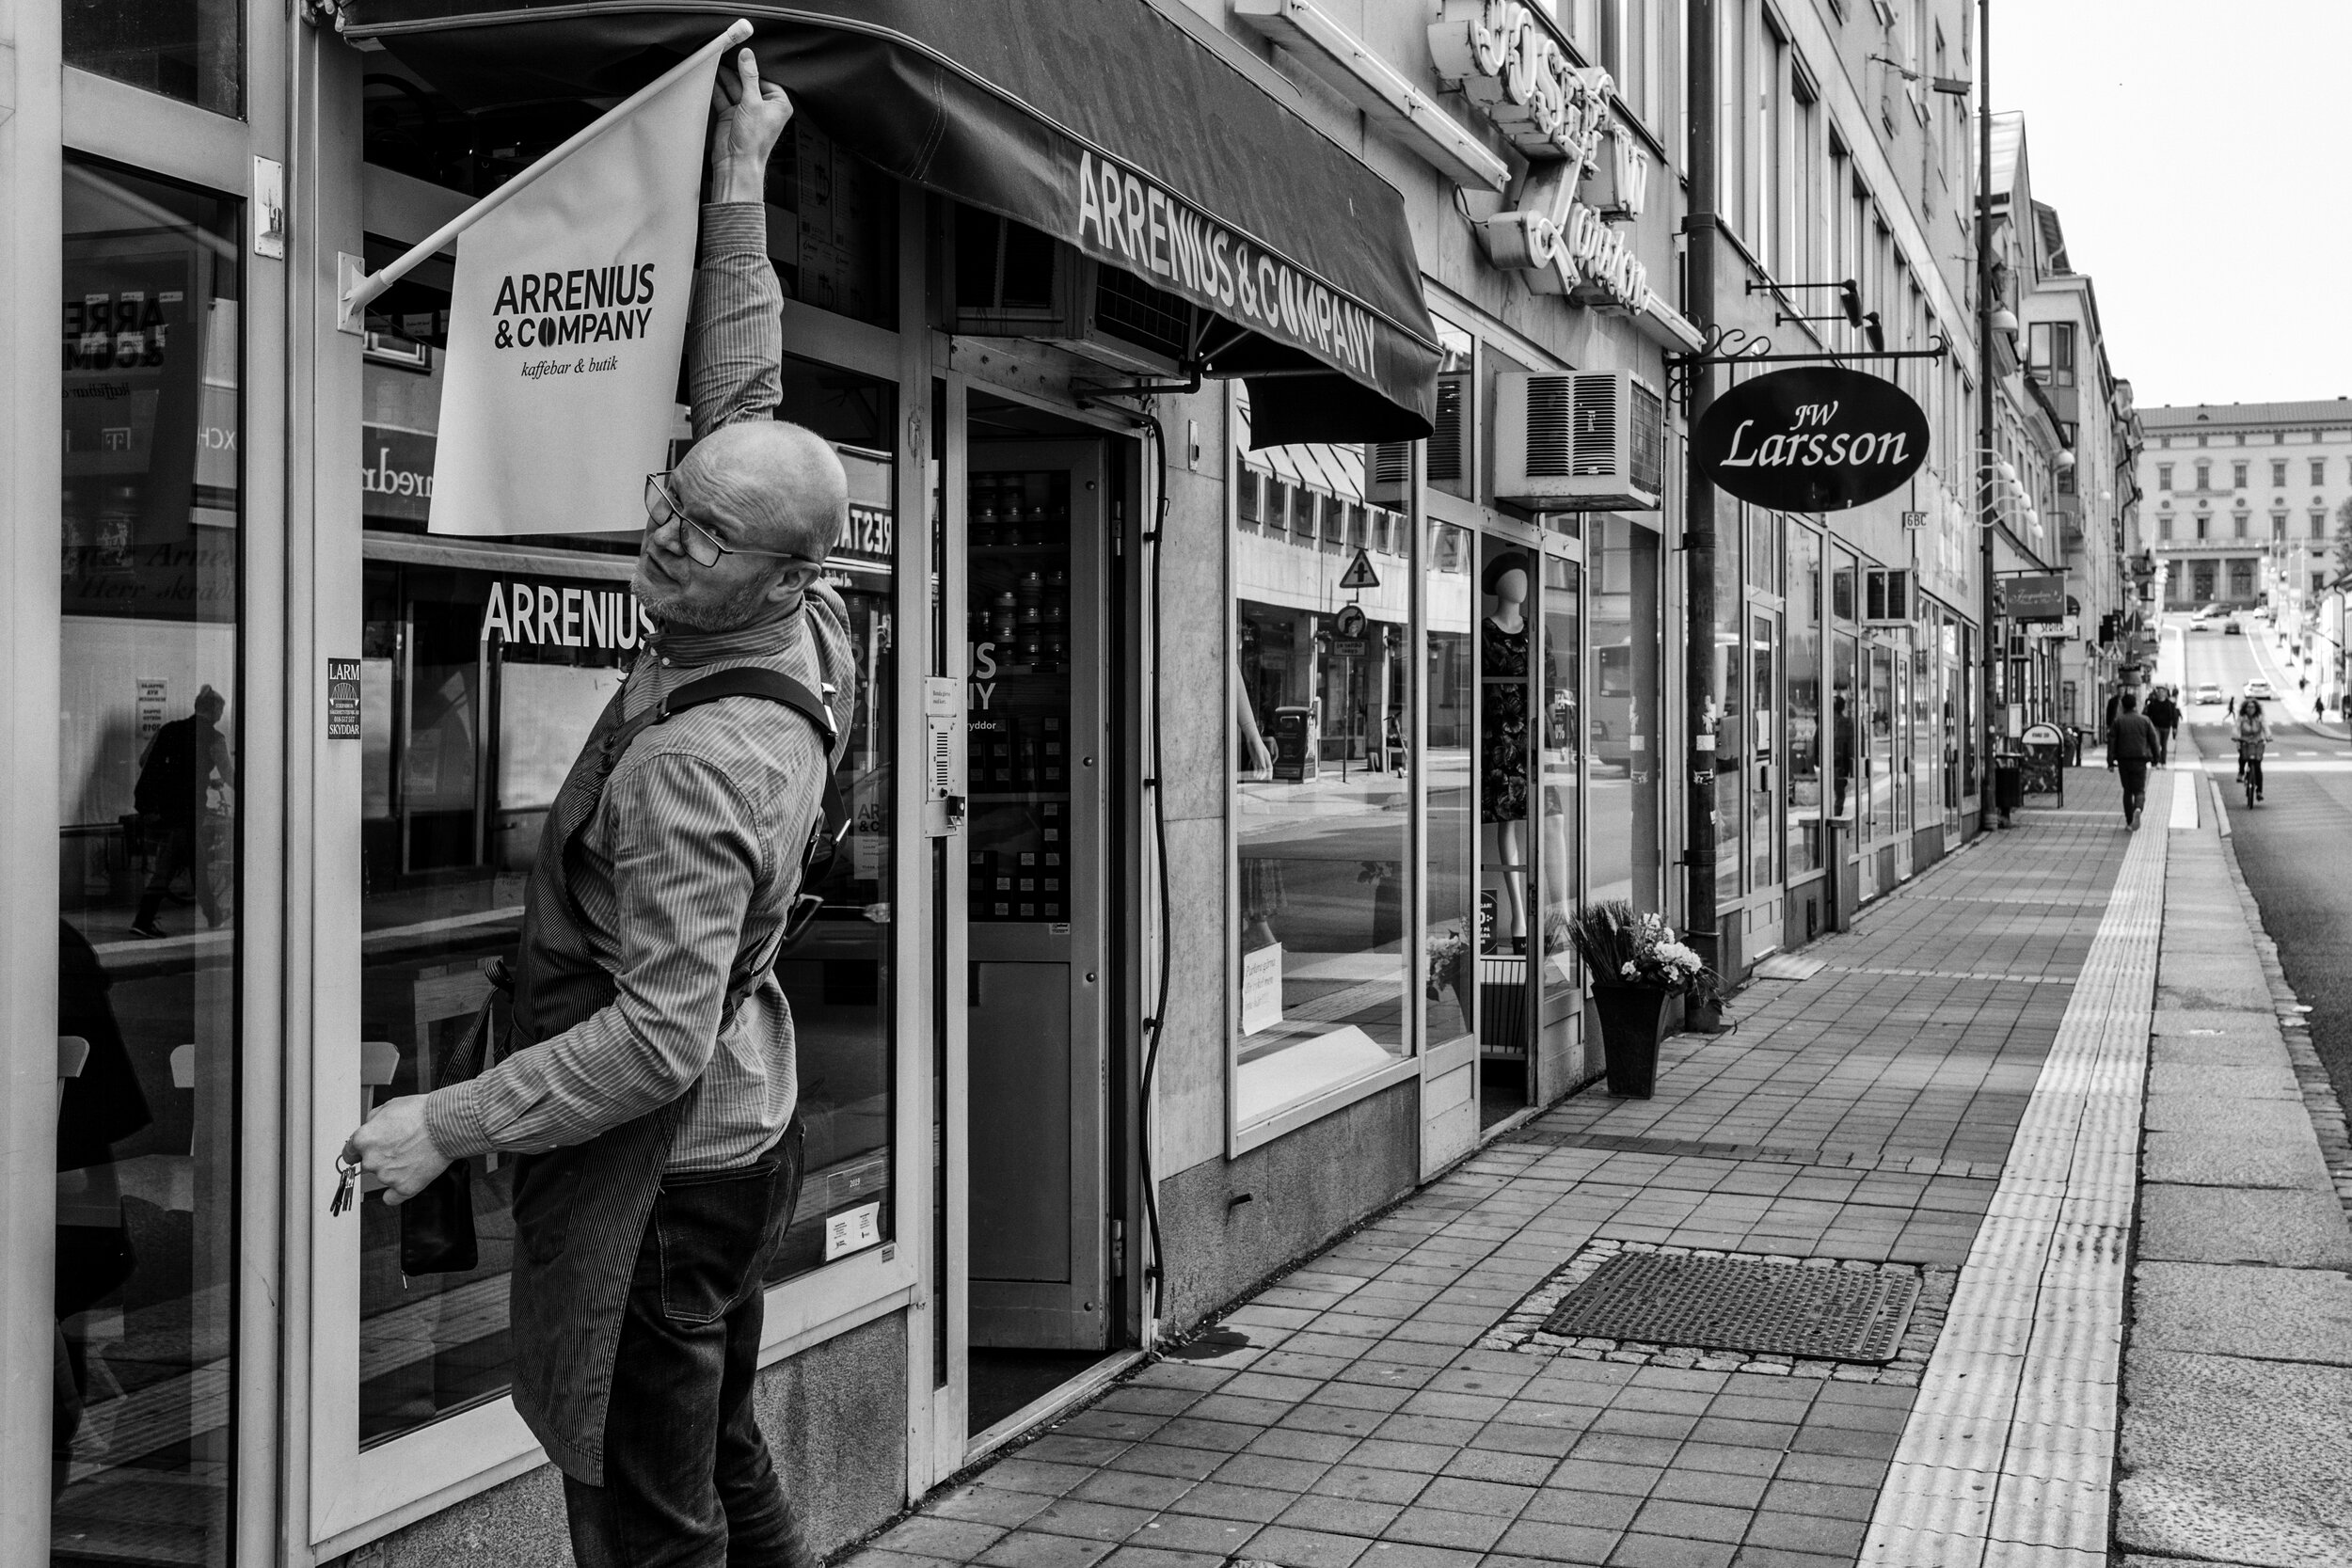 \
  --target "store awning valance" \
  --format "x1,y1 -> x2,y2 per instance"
340,0 -> 1441,445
